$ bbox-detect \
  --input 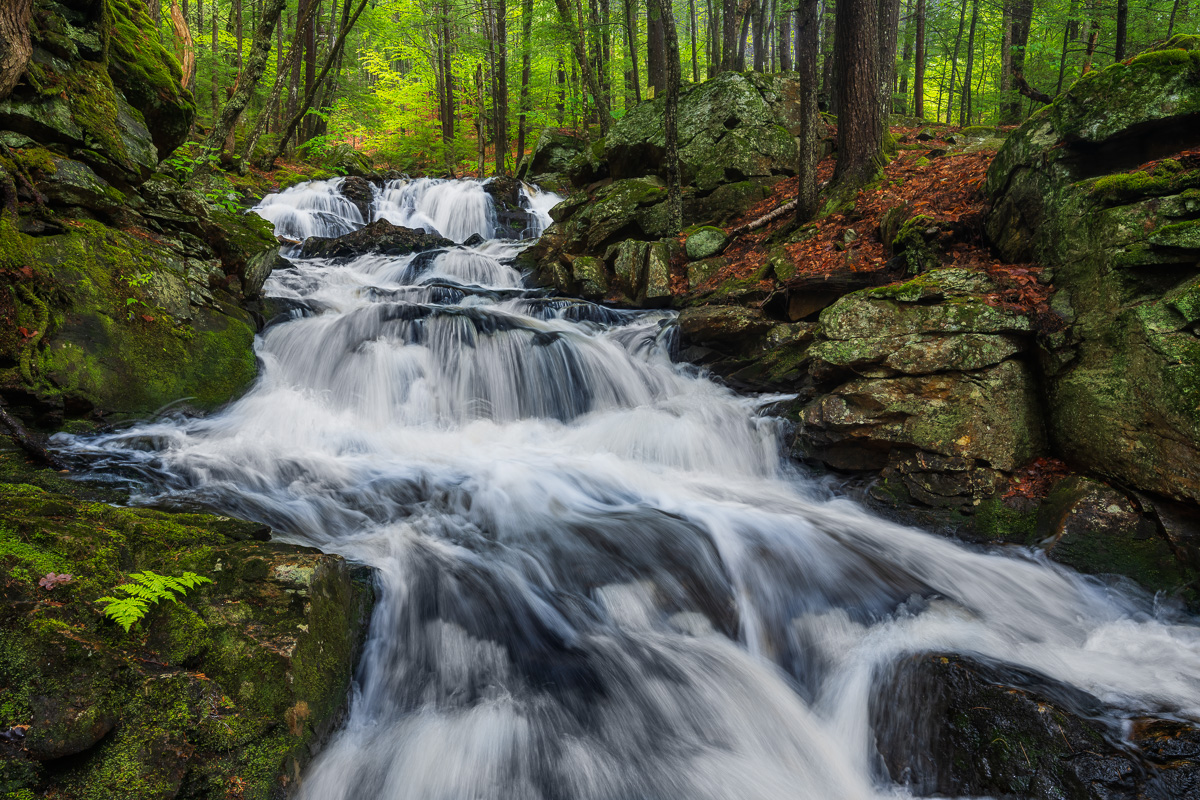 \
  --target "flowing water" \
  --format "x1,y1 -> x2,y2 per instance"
56,178 -> 1200,799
